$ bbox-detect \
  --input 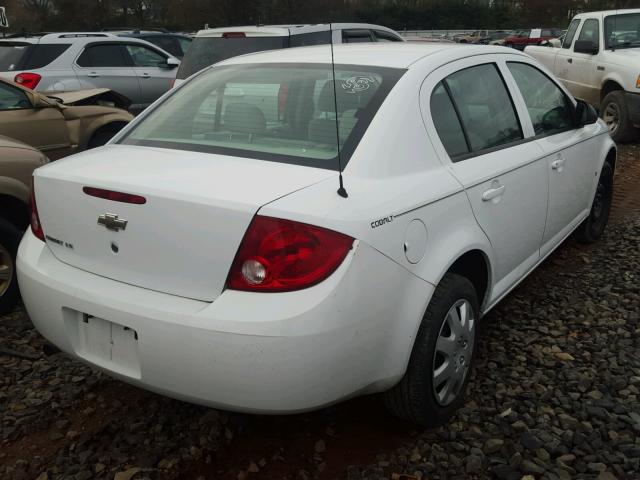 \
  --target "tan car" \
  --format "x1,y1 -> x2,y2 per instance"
0,135 -> 49,314
0,78 -> 133,160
